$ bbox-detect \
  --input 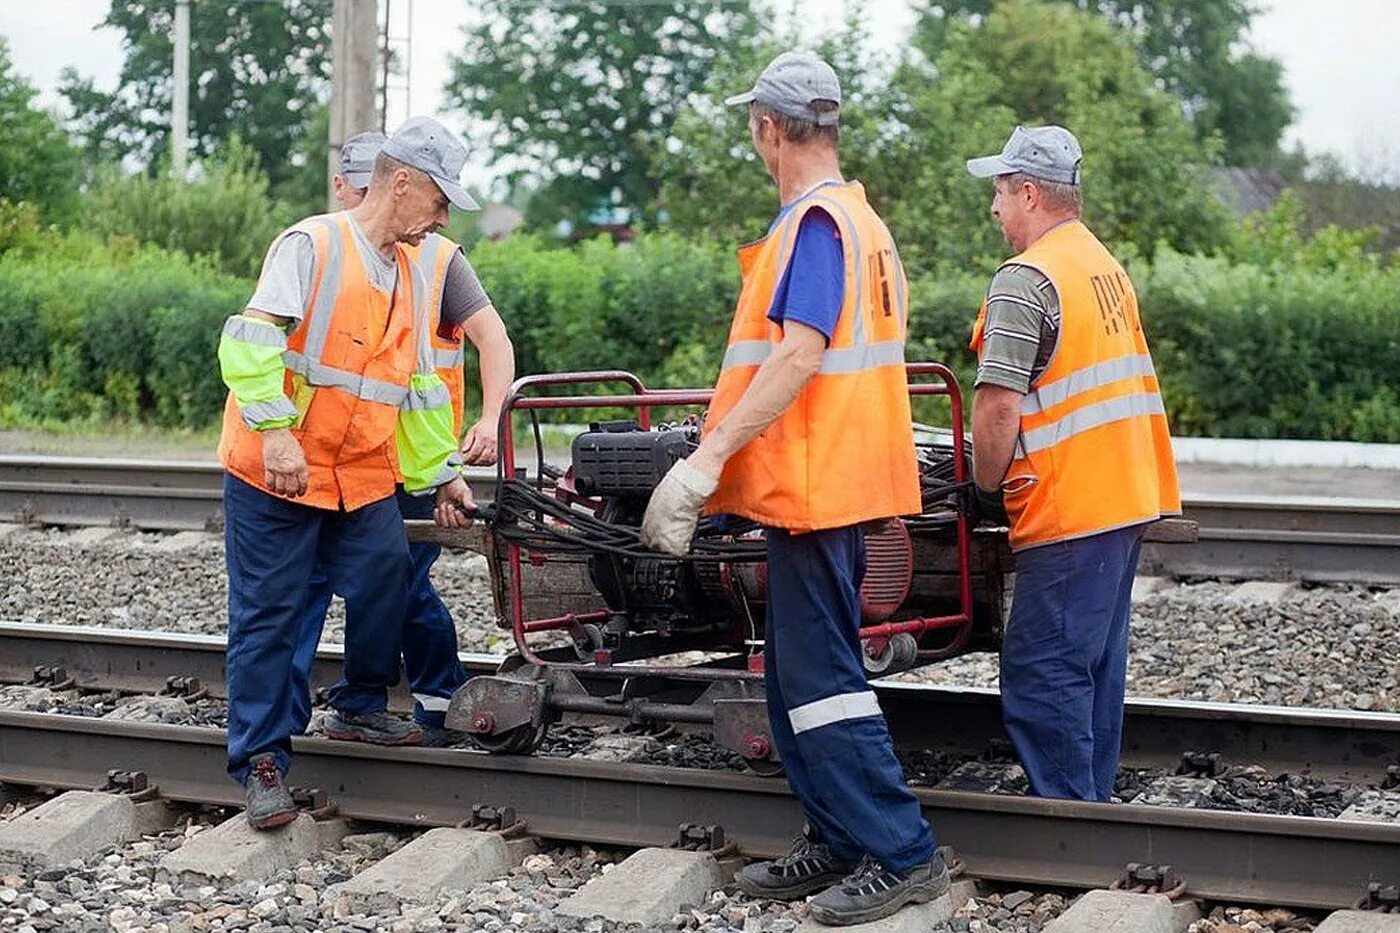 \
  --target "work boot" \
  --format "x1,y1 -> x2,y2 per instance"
737,828 -> 856,900
243,753 -> 297,831
807,852 -> 951,926
323,709 -> 422,746
417,723 -> 471,748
